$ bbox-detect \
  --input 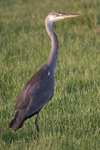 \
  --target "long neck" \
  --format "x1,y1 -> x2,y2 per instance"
45,20 -> 58,73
